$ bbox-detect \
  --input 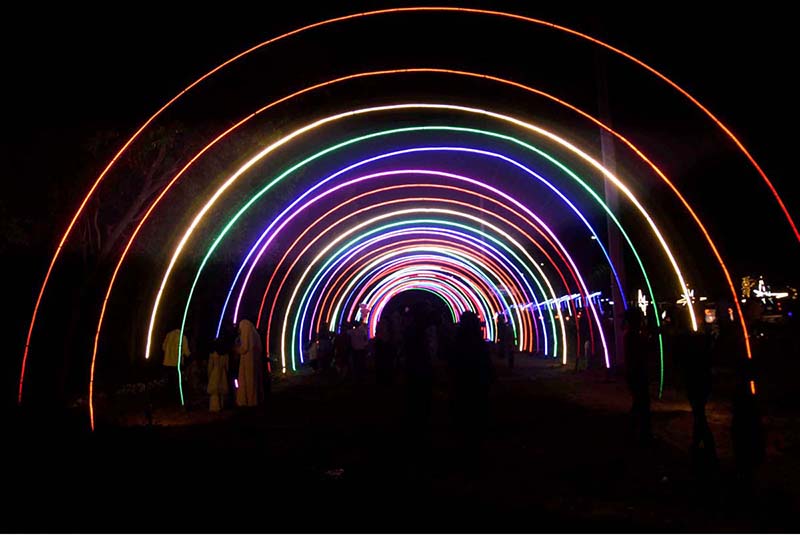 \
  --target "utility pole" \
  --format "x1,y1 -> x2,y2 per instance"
595,49 -> 627,370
